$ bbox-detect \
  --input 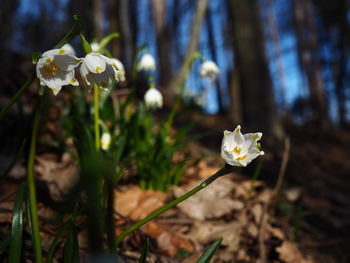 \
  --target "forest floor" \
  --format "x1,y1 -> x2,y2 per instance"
0,93 -> 350,262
